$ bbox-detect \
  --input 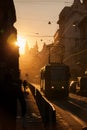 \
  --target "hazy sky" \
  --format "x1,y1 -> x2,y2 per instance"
14,0 -> 74,50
